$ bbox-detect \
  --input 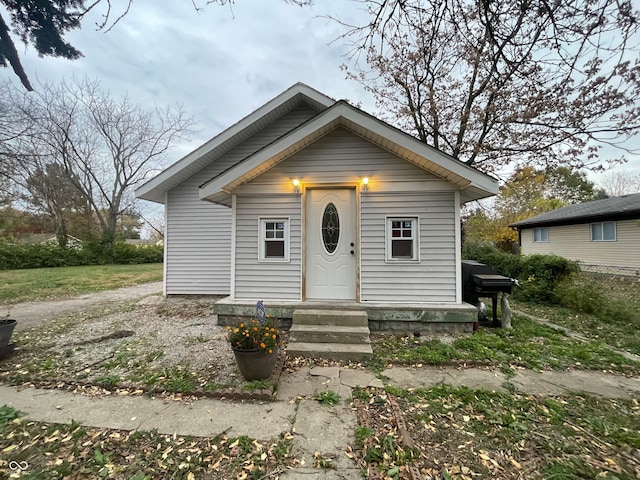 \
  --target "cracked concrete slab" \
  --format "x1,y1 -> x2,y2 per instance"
383,366 -> 508,392
339,369 -> 384,389
288,399 -> 360,478
512,370 -> 640,398
0,385 -> 294,439
309,366 -> 341,379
